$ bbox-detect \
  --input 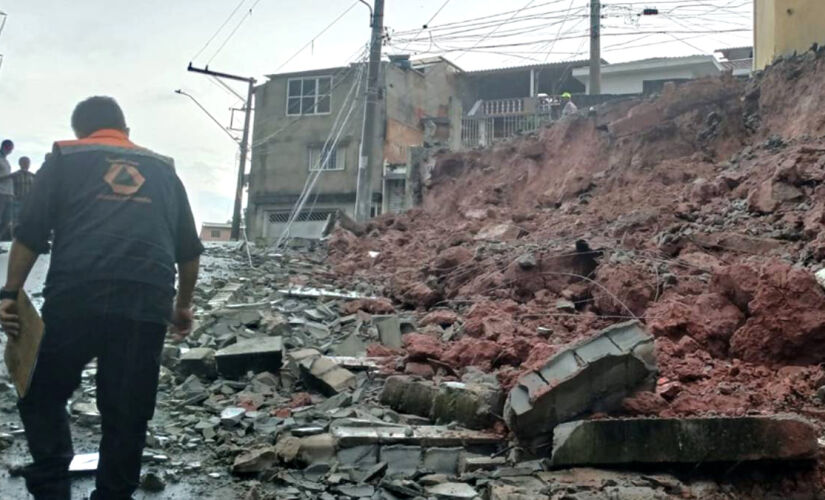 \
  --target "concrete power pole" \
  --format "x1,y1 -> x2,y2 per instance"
355,0 -> 386,222
187,63 -> 256,240
589,0 -> 601,95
